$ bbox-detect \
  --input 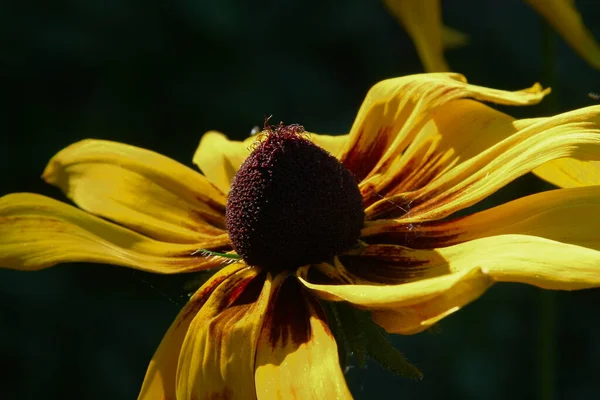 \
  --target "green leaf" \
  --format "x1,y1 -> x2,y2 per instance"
327,301 -> 423,380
